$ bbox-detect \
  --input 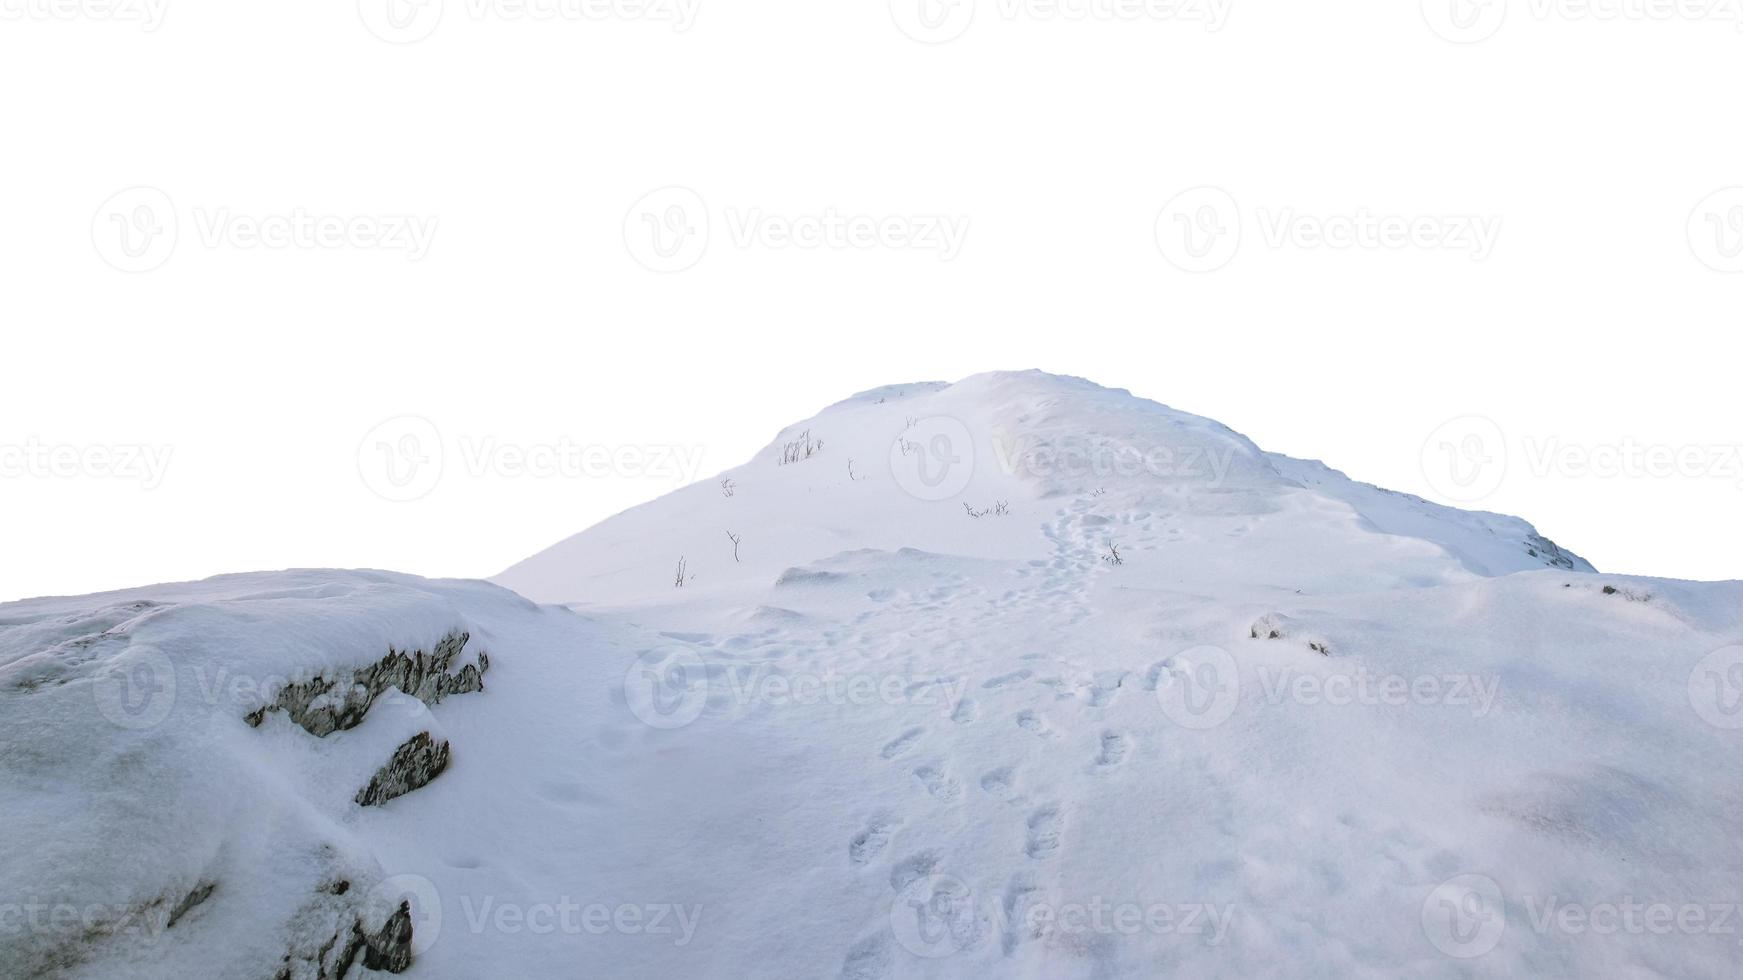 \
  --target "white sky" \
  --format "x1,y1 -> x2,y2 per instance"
3,1 -> 1741,602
